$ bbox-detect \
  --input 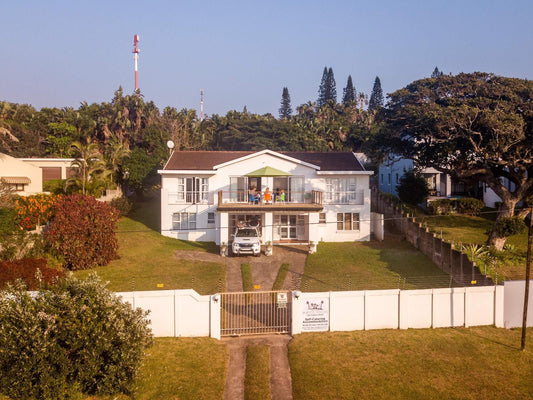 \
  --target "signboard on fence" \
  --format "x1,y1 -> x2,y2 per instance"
302,298 -> 329,332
